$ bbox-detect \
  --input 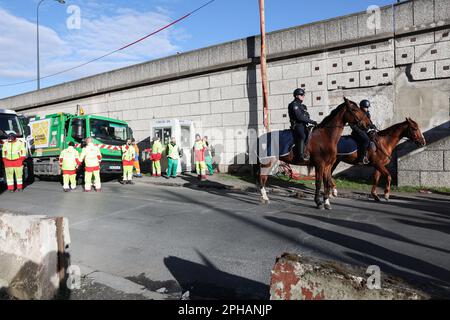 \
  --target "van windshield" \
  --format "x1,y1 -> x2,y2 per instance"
90,119 -> 128,145
0,113 -> 23,139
